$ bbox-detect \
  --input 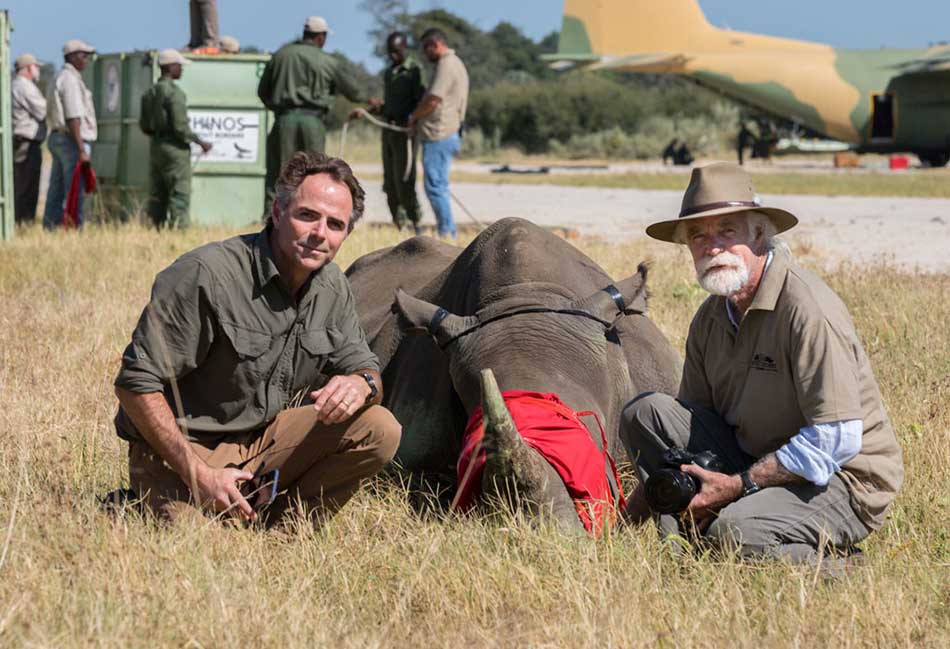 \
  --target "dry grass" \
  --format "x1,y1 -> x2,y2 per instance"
0,223 -> 947,647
